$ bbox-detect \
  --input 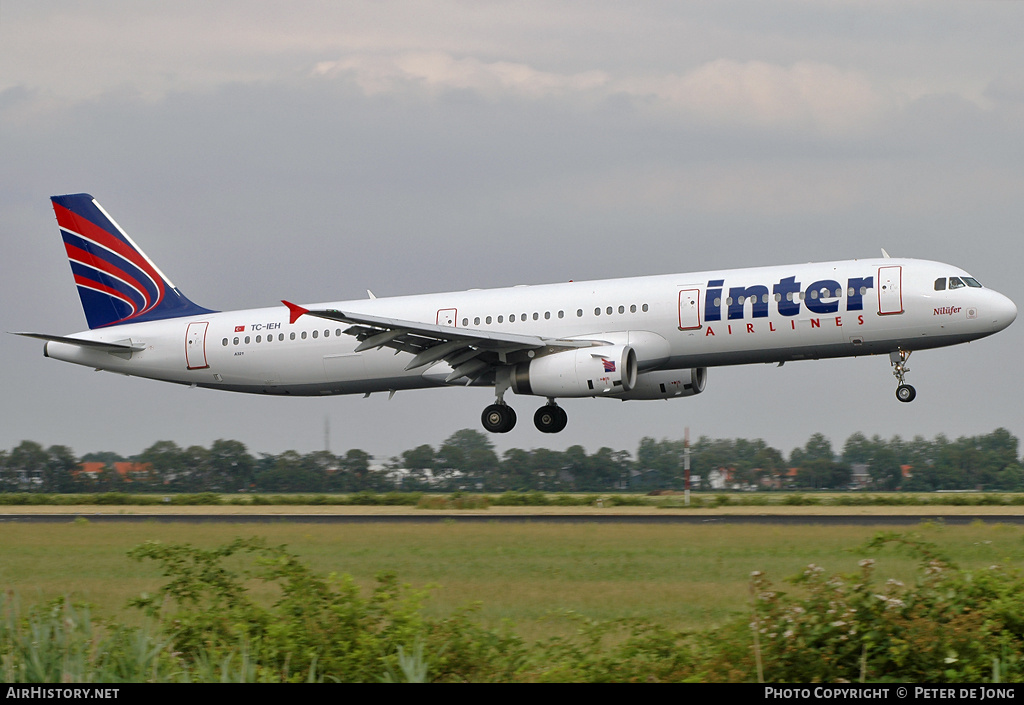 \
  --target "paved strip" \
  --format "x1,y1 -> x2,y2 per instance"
2,514 -> 1023,525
